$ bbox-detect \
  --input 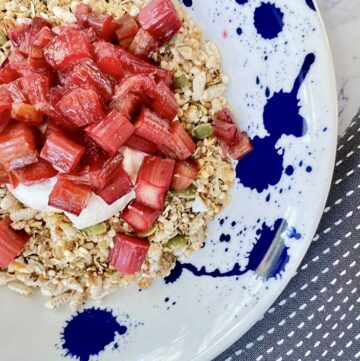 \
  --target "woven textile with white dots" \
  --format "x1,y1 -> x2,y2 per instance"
215,118 -> 360,361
